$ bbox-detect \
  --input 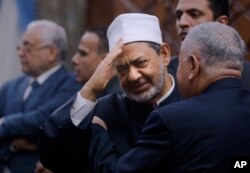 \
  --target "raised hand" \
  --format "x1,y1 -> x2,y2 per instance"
79,39 -> 123,101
